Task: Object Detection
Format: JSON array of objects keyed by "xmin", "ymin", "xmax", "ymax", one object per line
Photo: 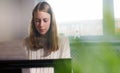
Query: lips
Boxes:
[{"xmin": 40, "ymin": 29, "xmax": 45, "ymax": 32}]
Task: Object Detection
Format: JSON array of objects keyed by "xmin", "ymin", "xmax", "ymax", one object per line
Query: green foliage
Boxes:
[
  {"xmin": 54, "ymin": 59, "xmax": 72, "ymax": 73},
  {"xmin": 70, "ymin": 38, "xmax": 120, "ymax": 73}
]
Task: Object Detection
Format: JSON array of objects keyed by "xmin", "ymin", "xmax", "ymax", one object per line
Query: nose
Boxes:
[{"xmin": 39, "ymin": 20, "xmax": 44, "ymax": 27}]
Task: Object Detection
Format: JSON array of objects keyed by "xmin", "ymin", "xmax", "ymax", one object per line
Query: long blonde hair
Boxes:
[{"xmin": 28, "ymin": 2, "xmax": 59, "ymax": 52}]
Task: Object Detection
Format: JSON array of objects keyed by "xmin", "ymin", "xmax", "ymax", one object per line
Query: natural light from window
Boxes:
[
  {"xmin": 114, "ymin": 0, "xmax": 120, "ymax": 19},
  {"xmin": 114, "ymin": 0, "xmax": 120, "ymax": 33},
  {"xmin": 47, "ymin": 0, "xmax": 103, "ymax": 23},
  {"xmin": 47, "ymin": 0, "xmax": 103, "ymax": 36}
]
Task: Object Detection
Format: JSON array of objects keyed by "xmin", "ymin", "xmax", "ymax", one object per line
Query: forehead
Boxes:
[{"xmin": 34, "ymin": 11, "xmax": 50, "ymax": 18}]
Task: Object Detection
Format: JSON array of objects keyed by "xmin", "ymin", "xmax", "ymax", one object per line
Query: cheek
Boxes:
[
  {"xmin": 34, "ymin": 24, "xmax": 39, "ymax": 30},
  {"xmin": 46, "ymin": 21, "xmax": 51, "ymax": 29}
]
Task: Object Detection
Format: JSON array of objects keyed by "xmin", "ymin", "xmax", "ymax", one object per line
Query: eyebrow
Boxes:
[{"xmin": 34, "ymin": 18, "xmax": 49, "ymax": 20}]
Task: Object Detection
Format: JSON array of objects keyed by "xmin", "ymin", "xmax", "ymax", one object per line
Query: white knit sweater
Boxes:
[{"xmin": 23, "ymin": 36, "xmax": 71, "ymax": 73}]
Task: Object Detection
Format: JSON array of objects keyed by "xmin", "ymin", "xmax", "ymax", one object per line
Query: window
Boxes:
[
  {"xmin": 114, "ymin": 0, "xmax": 120, "ymax": 33},
  {"xmin": 47, "ymin": 0, "xmax": 103, "ymax": 36},
  {"xmin": 114, "ymin": 0, "xmax": 120, "ymax": 19}
]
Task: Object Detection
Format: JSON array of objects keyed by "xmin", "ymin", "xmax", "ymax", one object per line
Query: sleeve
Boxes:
[{"xmin": 60, "ymin": 36, "xmax": 71, "ymax": 58}]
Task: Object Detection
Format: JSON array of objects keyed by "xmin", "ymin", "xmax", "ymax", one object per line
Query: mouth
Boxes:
[{"xmin": 40, "ymin": 29, "xmax": 45, "ymax": 32}]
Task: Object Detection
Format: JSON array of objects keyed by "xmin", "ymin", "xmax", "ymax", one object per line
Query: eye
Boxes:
[
  {"xmin": 34, "ymin": 19, "xmax": 40, "ymax": 23},
  {"xmin": 43, "ymin": 18, "xmax": 49, "ymax": 22},
  {"xmin": 35, "ymin": 20, "xmax": 39, "ymax": 23}
]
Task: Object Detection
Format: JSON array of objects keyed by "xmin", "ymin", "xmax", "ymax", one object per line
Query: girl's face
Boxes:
[{"xmin": 34, "ymin": 11, "xmax": 51, "ymax": 35}]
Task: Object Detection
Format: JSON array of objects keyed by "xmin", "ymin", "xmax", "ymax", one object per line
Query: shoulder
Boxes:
[
  {"xmin": 58, "ymin": 35, "xmax": 69, "ymax": 41},
  {"xmin": 58, "ymin": 35, "xmax": 70, "ymax": 48},
  {"xmin": 24, "ymin": 37, "xmax": 30, "ymax": 44},
  {"xmin": 23, "ymin": 37, "xmax": 30, "ymax": 48},
  {"xmin": 58, "ymin": 35, "xmax": 69, "ymax": 44}
]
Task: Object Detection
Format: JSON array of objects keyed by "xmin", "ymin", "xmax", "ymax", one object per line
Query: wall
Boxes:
[{"xmin": 0, "ymin": 0, "xmax": 34, "ymax": 41}]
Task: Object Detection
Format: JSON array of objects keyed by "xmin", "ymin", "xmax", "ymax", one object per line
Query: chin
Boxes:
[{"xmin": 40, "ymin": 32, "xmax": 47, "ymax": 35}]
